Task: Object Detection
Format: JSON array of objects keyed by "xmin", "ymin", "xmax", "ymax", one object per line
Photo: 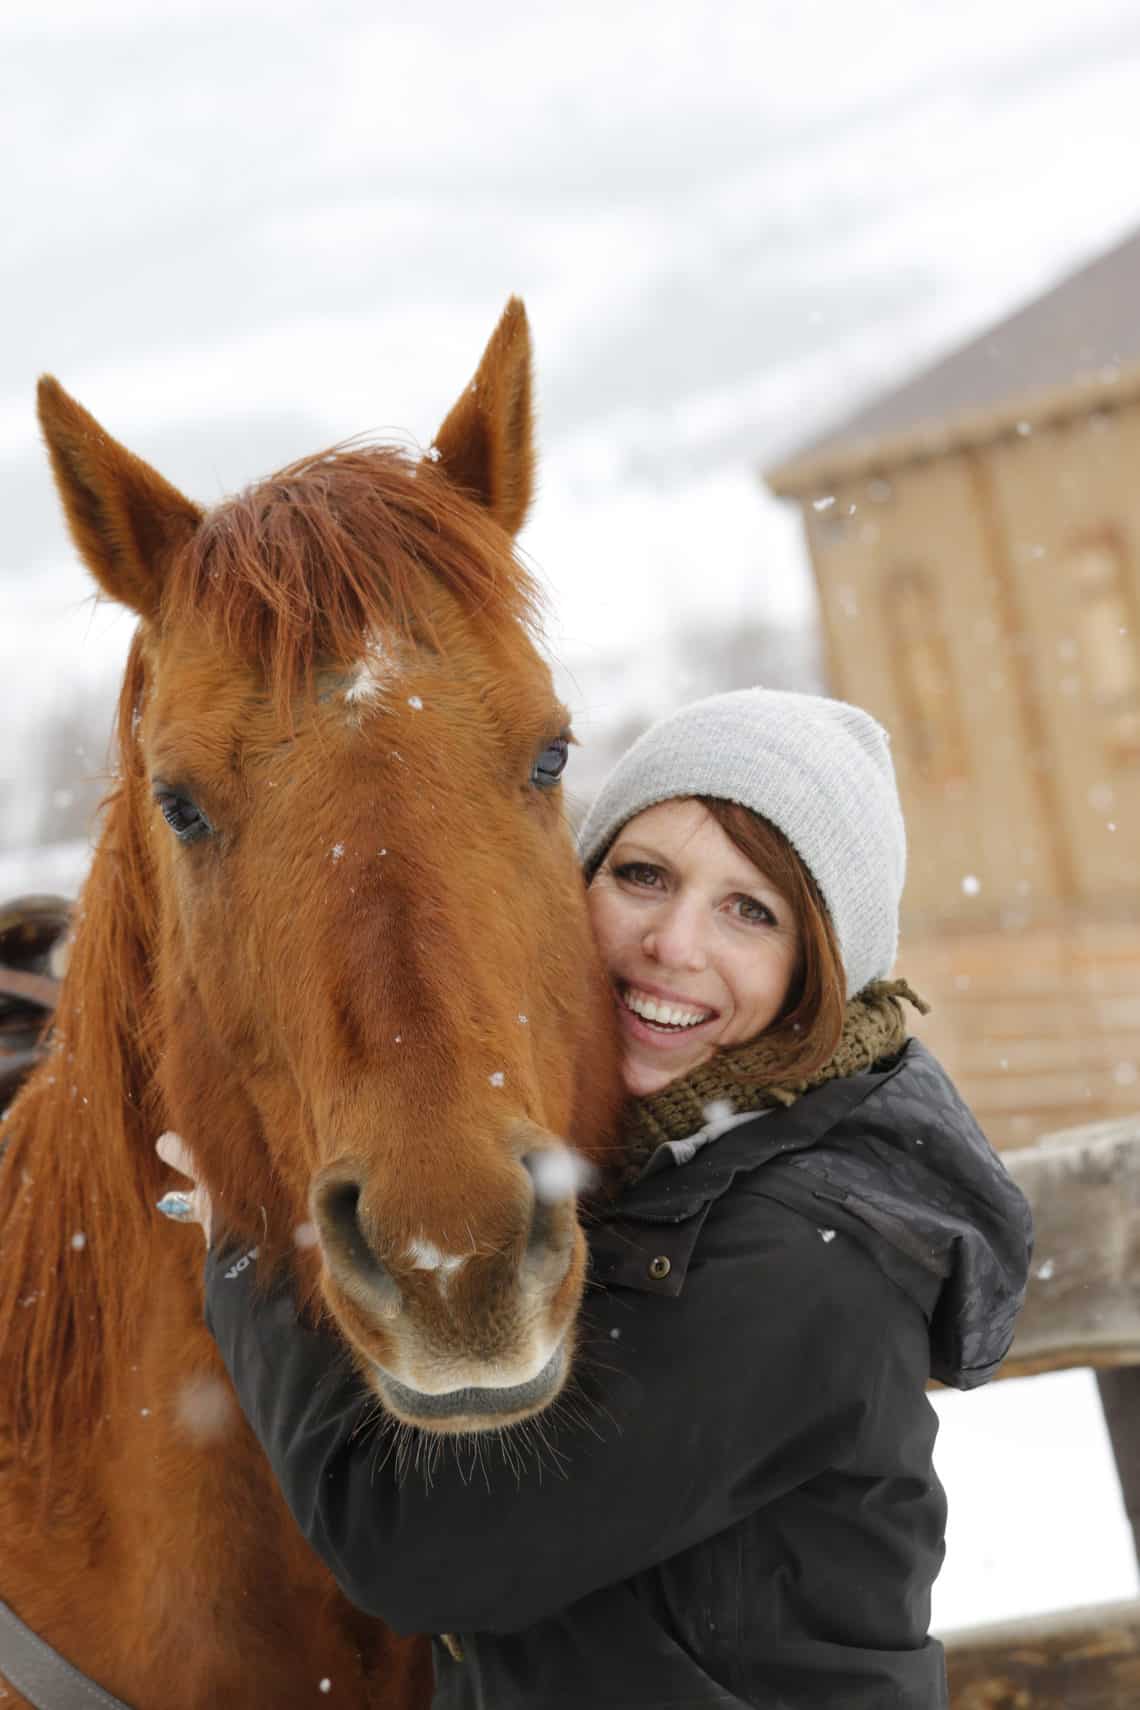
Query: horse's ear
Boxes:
[
  {"xmin": 37, "ymin": 377, "xmax": 203, "ymax": 622},
  {"xmin": 430, "ymin": 296, "xmax": 535, "ymax": 538}
]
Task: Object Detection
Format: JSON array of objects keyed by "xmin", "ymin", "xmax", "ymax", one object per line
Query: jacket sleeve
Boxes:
[{"xmin": 203, "ymin": 1192, "xmax": 931, "ymax": 1636}]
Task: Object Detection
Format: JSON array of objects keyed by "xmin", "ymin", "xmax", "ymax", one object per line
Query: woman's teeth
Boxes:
[{"xmin": 621, "ymin": 986, "xmax": 712, "ymax": 1030}]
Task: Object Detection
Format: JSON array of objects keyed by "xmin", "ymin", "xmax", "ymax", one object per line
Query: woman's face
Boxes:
[{"xmin": 587, "ymin": 799, "xmax": 802, "ymax": 1098}]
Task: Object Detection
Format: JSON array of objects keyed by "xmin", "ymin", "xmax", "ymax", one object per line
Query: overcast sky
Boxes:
[
  {"xmin": 7, "ymin": 0, "xmax": 1140, "ymax": 675},
  {"xmin": 4, "ymin": 0, "xmax": 1140, "ymax": 1630}
]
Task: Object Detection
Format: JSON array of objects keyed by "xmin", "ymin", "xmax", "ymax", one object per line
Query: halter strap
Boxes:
[{"xmin": 0, "ymin": 1598, "xmax": 135, "ymax": 1710}]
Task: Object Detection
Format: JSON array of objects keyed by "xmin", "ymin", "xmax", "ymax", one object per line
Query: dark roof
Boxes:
[{"xmin": 766, "ymin": 225, "xmax": 1140, "ymax": 494}]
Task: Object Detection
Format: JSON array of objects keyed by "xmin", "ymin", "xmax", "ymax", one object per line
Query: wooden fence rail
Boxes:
[{"xmin": 995, "ymin": 1115, "xmax": 1140, "ymax": 1380}]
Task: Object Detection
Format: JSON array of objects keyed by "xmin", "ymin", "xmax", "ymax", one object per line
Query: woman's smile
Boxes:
[
  {"xmin": 587, "ymin": 799, "xmax": 802, "ymax": 1097},
  {"xmin": 617, "ymin": 980, "xmax": 718, "ymax": 1037}
]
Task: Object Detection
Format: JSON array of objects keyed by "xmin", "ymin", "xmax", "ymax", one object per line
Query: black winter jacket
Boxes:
[{"xmin": 204, "ymin": 1041, "xmax": 1033, "ymax": 1709}]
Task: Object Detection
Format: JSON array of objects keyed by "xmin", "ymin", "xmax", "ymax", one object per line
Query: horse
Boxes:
[{"xmin": 0, "ymin": 299, "xmax": 623, "ymax": 1709}]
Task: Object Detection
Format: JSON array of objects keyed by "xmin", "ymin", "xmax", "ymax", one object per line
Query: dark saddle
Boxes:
[{"xmin": 0, "ymin": 894, "xmax": 72, "ymax": 1114}]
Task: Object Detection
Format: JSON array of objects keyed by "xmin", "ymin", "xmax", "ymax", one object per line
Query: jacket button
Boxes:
[{"xmin": 648, "ymin": 1254, "xmax": 672, "ymax": 1280}]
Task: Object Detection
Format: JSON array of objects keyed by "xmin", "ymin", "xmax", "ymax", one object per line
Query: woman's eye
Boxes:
[
  {"xmin": 613, "ymin": 861, "xmax": 663, "ymax": 889},
  {"xmin": 155, "ymin": 791, "xmax": 213, "ymax": 844},
  {"xmin": 531, "ymin": 735, "xmax": 569, "ymax": 790},
  {"xmin": 733, "ymin": 895, "xmax": 775, "ymax": 926}
]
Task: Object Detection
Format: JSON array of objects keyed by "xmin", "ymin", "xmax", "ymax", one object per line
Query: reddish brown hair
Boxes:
[{"xmin": 701, "ymin": 798, "xmax": 845, "ymax": 1081}]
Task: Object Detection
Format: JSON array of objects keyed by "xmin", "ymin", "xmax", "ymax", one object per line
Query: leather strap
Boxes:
[{"xmin": 0, "ymin": 1599, "xmax": 134, "ymax": 1710}]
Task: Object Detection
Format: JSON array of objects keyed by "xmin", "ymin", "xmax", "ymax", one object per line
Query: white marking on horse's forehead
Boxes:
[
  {"xmin": 405, "ymin": 1237, "xmax": 467, "ymax": 1277},
  {"xmin": 344, "ymin": 633, "xmax": 402, "ymax": 707}
]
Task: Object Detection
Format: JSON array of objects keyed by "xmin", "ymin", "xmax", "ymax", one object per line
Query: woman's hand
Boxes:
[{"xmin": 156, "ymin": 1131, "xmax": 214, "ymax": 1246}]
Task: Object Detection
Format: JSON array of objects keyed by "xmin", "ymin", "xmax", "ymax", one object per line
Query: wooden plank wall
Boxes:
[{"xmin": 902, "ymin": 912, "xmax": 1140, "ymax": 1150}]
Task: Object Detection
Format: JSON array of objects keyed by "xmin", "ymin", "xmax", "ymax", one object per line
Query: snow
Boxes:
[
  {"xmin": 173, "ymin": 1374, "xmax": 237, "ymax": 1443},
  {"xmin": 528, "ymin": 1147, "xmax": 596, "ymax": 1202},
  {"xmin": 0, "ymin": 840, "xmax": 93, "ymax": 899},
  {"xmin": 931, "ymin": 1369, "xmax": 1139, "ymax": 1635}
]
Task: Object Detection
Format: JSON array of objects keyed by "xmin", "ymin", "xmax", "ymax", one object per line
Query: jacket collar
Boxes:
[{"xmin": 597, "ymin": 1046, "xmax": 910, "ymax": 1226}]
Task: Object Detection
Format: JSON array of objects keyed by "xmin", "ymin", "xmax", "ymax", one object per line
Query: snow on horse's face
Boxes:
[{"xmin": 37, "ymin": 302, "xmax": 622, "ymax": 1431}]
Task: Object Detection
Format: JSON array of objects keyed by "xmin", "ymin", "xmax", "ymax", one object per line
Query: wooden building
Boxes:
[{"xmin": 766, "ymin": 232, "xmax": 1140, "ymax": 1149}]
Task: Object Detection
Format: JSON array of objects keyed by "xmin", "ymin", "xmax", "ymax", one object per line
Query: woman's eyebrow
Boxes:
[{"xmin": 608, "ymin": 841, "xmax": 667, "ymax": 862}]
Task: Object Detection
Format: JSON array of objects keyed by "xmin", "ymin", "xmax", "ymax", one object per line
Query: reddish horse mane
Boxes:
[{"xmin": 0, "ymin": 442, "xmax": 543, "ymax": 1475}]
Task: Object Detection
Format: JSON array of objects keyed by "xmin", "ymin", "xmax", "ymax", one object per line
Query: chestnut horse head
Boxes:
[{"xmin": 34, "ymin": 300, "xmax": 622, "ymax": 1435}]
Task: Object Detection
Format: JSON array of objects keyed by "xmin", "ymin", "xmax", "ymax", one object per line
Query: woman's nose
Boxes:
[{"xmin": 642, "ymin": 902, "xmax": 708, "ymax": 971}]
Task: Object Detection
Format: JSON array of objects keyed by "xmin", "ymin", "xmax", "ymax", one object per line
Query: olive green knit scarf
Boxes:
[{"xmin": 618, "ymin": 978, "xmax": 930, "ymax": 1185}]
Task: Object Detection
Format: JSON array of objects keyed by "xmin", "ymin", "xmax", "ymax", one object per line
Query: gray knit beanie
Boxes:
[{"xmin": 577, "ymin": 688, "xmax": 906, "ymax": 999}]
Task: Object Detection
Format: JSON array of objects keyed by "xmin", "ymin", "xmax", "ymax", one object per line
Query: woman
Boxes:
[{"xmin": 159, "ymin": 687, "xmax": 1033, "ymax": 1709}]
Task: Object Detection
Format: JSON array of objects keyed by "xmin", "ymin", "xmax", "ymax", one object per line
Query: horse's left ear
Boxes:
[
  {"xmin": 37, "ymin": 376, "xmax": 203, "ymax": 623},
  {"xmin": 430, "ymin": 296, "xmax": 535, "ymax": 538}
]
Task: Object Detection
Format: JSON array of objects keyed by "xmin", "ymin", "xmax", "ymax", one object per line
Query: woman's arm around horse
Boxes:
[{"xmin": 203, "ymin": 1084, "xmax": 944, "ymax": 1644}]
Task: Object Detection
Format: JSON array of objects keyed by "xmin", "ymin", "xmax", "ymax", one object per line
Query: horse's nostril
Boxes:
[{"xmin": 311, "ymin": 1172, "xmax": 402, "ymax": 1321}]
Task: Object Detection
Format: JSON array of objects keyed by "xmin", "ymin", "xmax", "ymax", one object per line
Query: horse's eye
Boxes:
[
  {"xmin": 154, "ymin": 791, "xmax": 213, "ymax": 844},
  {"xmin": 531, "ymin": 736, "xmax": 569, "ymax": 791}
]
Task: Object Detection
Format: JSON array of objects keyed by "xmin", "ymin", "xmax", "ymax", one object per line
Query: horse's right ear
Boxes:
[{"xmin": 37, "ymin": 377, "xmax": 203, "ymax": 622}]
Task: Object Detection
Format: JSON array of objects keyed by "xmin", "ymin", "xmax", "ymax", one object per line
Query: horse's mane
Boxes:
[
  {"xmin": 0, "ymin": 444, "xmax": 540, "ymax": 1469},
  {"xmin": 0, "ymin": 643, "xmax": 163, "ymax": 1470},
  {"xmin": 169, "ymin": 445, "xmax": 542, "ymax": 708}
]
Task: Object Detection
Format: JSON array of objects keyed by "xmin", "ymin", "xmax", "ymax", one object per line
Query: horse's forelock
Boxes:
[{"xmin": 164, "ymin": 447, "xmax": 543, "ymax": 713}]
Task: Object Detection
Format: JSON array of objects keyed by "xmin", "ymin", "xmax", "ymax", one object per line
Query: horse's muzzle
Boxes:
[{"xmin": 371, "ymin": 1340, "xmax": 567, "ymax": 1428}]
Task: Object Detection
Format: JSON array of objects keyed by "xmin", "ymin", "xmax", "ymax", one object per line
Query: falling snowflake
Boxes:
[
  {"xmin": 961, "ymin": 874, "xmax": 981, "ymax": 897},
  {"xmin": 70, "ymin": 1232, "xmax": 87, "ymax": 1251},
  {"xmin": 293, "ymin": 1221, "xmax": 319, "ymax": 1250},
  {"xmin": 817, "ymin": 1228, "xmax": 836, "ymax": 1244},
  {"xmin": 331, "ymin": 843, "xmax": 345, "ymax": 862},
  {"xmin": 174, "ymin": 1374, "xmax": 237, "ymax": 1443},
  {"xmin": 529, "ymin": 1147, "xmax": 595, "ymax": 1202},
  {"xmin": 407, "ymin": 695, "xmax": 423, "ymax": 710},
  {"xmin": 488, "ymin": 1071, "xmax": 505, "ymax": 1088}
]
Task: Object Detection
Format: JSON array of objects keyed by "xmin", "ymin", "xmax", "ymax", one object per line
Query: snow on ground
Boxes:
[{"xmin": 931, "ymin": 1369, "xmax": 1138, "ymax": 1634}]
